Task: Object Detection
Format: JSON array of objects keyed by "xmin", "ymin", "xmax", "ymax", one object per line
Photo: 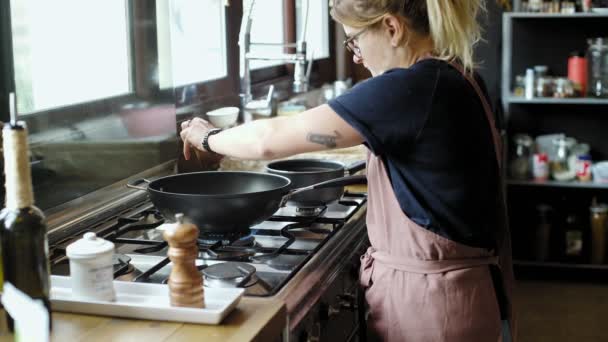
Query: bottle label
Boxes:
[{"xmin": 533, "ymin": 153, "xmax": 549, "ymax": 181}]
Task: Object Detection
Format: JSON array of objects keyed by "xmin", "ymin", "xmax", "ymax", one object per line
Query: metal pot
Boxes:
[
  {"xmin": 127, "ymin": 171, "xmax": 366, "ymax": 235},
  {"xmin": 265, "ymin": 159, "xmax": 365, "ymax": 207}
]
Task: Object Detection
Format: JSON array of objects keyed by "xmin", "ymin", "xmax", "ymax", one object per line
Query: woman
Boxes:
[{"xmin": 180, "ymin": 0, "xmax": 514, "ymax": 340}]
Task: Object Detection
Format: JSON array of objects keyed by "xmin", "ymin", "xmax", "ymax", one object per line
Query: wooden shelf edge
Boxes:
[
  {"xmin": 506, "ymin": 96, "xmax": 608, "ymax": 105},
  {"xmin": 514, "ymin": 260, "xmax": 608, "ymax": 270},
  {"xmin": 507, "ymin": 179, "xmax": 608, "ymax": 189},
  {"xmin": 506, "ymin": 12, "xmax": 608, "ymax": 19}
]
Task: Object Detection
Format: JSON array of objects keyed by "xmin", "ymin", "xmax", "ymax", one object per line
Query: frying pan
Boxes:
[
  {"xmin": 127, "ymin": 171, "xmax": 366, "ymax": 235},
  {"xmin": 265, "ymin": 159, "xmax": 365, "ymax": 207}
]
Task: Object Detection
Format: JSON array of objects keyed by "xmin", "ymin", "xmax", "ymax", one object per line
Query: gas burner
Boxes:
[
  {"xmin": 200, "ymin": 248, "xmax": 256, "ymax": 261},
  {"xmin": 202, "ymin": 262, "xmax": 257, "ymax": 288},
  {"xmin": 295, "ymin": 206, "xmax": 327, "ymax": 217},
  {"xmin": 197, "ymin": 232, "xmax": 253, "ymax": 246}
]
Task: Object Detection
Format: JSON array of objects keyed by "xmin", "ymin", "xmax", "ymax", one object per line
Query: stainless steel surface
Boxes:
[{"xmin": 45, "ymin": 161, "xmax": 175, "ymax": 241}]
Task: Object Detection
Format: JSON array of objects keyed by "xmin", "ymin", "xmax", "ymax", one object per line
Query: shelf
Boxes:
[
  {"xmin": 514, "ymin": 260, "xmax": 608, "ymax": 270},
  {"xmin": 506, "ymin": 96, "xmax": 608, "ymax": 105},
  {"xmin": 507, "ymin": 179, "xmax": 608, "ymax": 189},
  {"xmin": 507, "ymin": 12, "xmax": 608, "ymax": 19}
]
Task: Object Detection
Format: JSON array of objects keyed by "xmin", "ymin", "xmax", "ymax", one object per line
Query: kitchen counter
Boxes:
[{"xmin": 0, "ymin": 297, "xmax": 286, "ymax": 342}]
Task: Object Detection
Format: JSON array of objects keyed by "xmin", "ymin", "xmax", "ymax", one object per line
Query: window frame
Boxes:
[{"xmin": 0, "ymin": 0, "xmax": 339, "ymax": 125}]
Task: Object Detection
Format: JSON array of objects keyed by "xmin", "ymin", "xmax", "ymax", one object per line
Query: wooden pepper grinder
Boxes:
[{"xmin": 163, "ymin": 213, "xmax": 205, "ymax": 308}]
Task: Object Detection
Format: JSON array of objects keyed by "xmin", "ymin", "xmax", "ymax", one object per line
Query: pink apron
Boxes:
[{"xmin": 360, "ymin": 60, "xmax": 515, "ymax": 341}]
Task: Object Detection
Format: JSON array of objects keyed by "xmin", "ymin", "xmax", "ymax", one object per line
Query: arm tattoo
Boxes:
[{"xmin": 306, "ymin": 130, "xmax": 342, "ymax": 148}]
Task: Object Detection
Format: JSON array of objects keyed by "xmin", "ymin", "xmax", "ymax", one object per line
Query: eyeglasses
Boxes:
[{"xmin": 343, "ymin": 27, "xmax": 368, "ymax": 57}]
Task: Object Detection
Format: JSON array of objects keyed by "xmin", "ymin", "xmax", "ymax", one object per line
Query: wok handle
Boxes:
[
  {"xmin": 345, "ymin": 160, "xmax": 366, "ymax": 175},
  {"xmin": 126, "ymin": 178, "xmax": 151, "ymax": 191},
  {"xmin": 281, "ymin": 175, "xmax": 367, "ymax": 206}
]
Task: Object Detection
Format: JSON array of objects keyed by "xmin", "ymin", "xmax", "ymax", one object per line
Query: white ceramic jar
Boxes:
[{"xmin": 66, "ymin": 232, "xmax": 116, "ymax": 301}]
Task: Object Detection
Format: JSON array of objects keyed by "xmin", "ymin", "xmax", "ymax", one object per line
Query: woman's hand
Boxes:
[{"xmin": 179, "ymin": 117, "xmax": 218, "ymax": 161}]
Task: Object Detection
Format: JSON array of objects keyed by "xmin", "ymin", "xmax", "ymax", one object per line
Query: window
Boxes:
[
  {"xmin": 10, "ymin": 0, "xmax": 131, "ymax": 114},
  {"xmin": 248, "ymin": 0, "xmax": 286, "ymax": 70},
  {"xmin": 157, "ymin": 0, "xmax": 227, "ymax": 88},
  {"xmin": 297, "ymin": 0, "xmax": 330, "ymax": 60}
]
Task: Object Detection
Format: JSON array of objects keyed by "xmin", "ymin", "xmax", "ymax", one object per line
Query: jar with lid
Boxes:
[
  {"xmin": 590, "ymin": 202, "xmax": 608, "ymax": 264},
  {"xmin": 66, "ymin": 232, "xmax": 116, "ymax": 301},
  {"xmin": 536, "ymin": 76, "xmax": 555, "ymax": 97},
  {"xmin": 551, "ymin": 137, "xmax": 576, "ymax": 181},
  {"xmin": 563, "ymin": 214, "xmax": 585, "ymax": 262},
  {"xmin": 586, "ymin": 37, "xmax": 608, "ymax": 98},
  {"xmin": 553, "ymin": 78, "xmax": 575, "ymax": 98},
  {"xmin": 509, "ymin": 134, "xmax": 533, "ymax": 180},
  {"xmin": 534, "ymin": 204, "xmax": 553, "ymax": 261},
  {"xmin": 513, "ymin": 75, "xmax": 525, "ymax": 97}
]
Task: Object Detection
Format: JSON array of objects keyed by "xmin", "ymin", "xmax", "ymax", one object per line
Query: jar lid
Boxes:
[{"xmin": 66, "ymin": 232, "xmax": 114, "ymax": 259}]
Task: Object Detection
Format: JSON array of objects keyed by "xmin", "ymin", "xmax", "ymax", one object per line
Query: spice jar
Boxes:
[
  {"xmin": 513, "ymin": 75, "xmax": 526, "ymax": 97},
  {"xmin": 590, "ymin": 202, "xmax": 608, "ymax": 264},
  {"xmin": 554, "ymin": 78, "xmax": 575, "ymax": 98},
  {"xmin": 536, "ymin": 76, "xmax": 555, "ymax": 97},
  {"xmin": 509, "ymin": 134, "xmax": 533, "ymax": 180},
  {"xmin": 66, "ymin": 232, "xmax": 116, "ymax": 301}
]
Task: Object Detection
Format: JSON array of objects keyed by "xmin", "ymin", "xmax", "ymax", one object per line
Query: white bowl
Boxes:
[
  {"xmin": 593, "ymin": 161, "xmax": 608, "ymax": 183},
  {"xmin": 206, "ymin": 107, "xmax": 239, "ymax": 128}
]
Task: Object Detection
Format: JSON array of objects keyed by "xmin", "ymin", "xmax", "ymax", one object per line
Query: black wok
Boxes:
[
  {"xmin": 127, "ymin": 171, "xmax": 366, "ymax": 235},
  {"xmin": 265, "ymin": 159, "xmax": 365, "ymax": 207}
]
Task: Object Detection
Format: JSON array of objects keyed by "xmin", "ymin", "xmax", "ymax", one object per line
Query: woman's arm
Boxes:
[{"xmin": 180, "ymin": 104, "xmax": 364, "ymax": 161}]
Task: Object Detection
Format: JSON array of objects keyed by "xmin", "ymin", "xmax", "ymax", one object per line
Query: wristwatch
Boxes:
[{"xmin": 202, "ymin": 128, "xmax": 222, "ymax": 154}]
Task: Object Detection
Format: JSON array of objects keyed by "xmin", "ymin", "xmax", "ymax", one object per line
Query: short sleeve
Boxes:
[{"xmin": 328, "ymin": 67, "xmax": 438, "ymax": 155}]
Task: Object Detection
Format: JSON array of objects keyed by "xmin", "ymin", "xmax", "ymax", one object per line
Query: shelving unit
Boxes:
[
  {"xmin": 507, "ymin": 12, "xmax": 608, "ymax": 18},
  {"xmin": 514, "ymin": 259, "xmax": 608, "ymax": 270},
  {"xmin": 506, "ymin": 96, "xmax": 608, "ymax": 105},
  {"xmin": 507, "ymin": 179, "xmax": 608, "ymax": 190},
  {"xmin": 502, "ymin": 12, "xmax": 608, "ymax": 275}
]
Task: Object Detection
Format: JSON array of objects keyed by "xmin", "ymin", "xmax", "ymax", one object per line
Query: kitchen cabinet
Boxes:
[{"xmin": 501, "ymin": 11, "xmax": 608, "ymax": 279}]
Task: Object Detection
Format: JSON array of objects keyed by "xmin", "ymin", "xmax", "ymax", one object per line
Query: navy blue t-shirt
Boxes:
[{"xmin": 328, "ymin": 59, "xmax": 499, "ymax": 249}]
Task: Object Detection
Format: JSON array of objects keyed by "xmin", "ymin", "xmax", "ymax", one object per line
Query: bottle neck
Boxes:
[{"xmin": 3, "ymin": 127, "xmax": 34, "ymax": 209}]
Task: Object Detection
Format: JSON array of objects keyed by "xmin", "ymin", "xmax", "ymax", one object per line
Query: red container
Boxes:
[{"xmin": 568, "ymin": 53, "xmax": 588, "ymax": 96}]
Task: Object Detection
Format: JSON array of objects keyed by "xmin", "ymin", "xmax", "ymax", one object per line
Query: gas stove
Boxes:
[{"xmin": 48, "ymin": 192, "xmax": 366, "ymax": 297}]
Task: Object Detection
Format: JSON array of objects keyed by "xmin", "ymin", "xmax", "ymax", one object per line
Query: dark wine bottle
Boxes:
[{"xmin": 0, "ymin": 119, "xmax": 51, "ymax": 332}]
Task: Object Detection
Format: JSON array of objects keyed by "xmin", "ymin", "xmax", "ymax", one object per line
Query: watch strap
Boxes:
[{"xmin": 202, "ymin": 128, "xmax": 222, "ymax": 154}]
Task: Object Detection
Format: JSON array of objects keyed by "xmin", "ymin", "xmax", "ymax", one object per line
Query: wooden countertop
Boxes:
[{"xmin": 0, "ymin": 297, "xmax": 286, "ymax": 342}]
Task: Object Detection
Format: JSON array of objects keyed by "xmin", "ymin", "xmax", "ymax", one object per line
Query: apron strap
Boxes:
[{"xmin": 445, "ymin": 60, "xmax": 503, "ymax": 170}]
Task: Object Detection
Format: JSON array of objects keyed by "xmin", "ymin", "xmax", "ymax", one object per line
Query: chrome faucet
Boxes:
[{"xmin": 239, "ymin": 0, "xmax": 312, "ymax": 118}]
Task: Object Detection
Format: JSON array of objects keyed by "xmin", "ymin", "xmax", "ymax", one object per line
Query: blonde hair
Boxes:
[{"xmin": 331, "ymin": 0, "xmax": 485, "ymax": 72}]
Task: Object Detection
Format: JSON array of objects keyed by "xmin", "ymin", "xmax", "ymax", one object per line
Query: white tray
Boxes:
[{"xmin": 50, "ymin": 275, "xmax": 244, "ymax": 324}]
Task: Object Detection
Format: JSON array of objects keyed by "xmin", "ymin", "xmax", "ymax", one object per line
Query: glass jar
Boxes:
[
  {"xmin": 551, "ymin": 137, "xmax": 576, "ymax": 181},
  {"xmin": 586, "ymin": 37, "xmax": 608, "ymax": 98},
  {"xmin": 535, "ymin": 204, "xmax": 553, "ymax": 261},
  {"xmin": 553, "ymin": 78, "xmax": 575, "ymax": 98},
  {"xmin": 513, "ymin": 75, "xmax": 525, "ymax": 97},
  {"xmin": 590, "ymin": 203, "xmax": 608, "ymax": 264},
  {"xmin": 536, "ymin": 76, "xmax": 555, "ymax": 97},
  {"xmin": 564, "ymin": 214, "xmax": 584, "ymax": 262},
  {"xmin": 509, "ymin": 134, "xmax": 533, "ymax": 180}
]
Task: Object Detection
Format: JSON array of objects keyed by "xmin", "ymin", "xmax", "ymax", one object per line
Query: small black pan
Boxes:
[{"xmin": 265, "ymin": 159, "xmax": 365, "ymax": 207}]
